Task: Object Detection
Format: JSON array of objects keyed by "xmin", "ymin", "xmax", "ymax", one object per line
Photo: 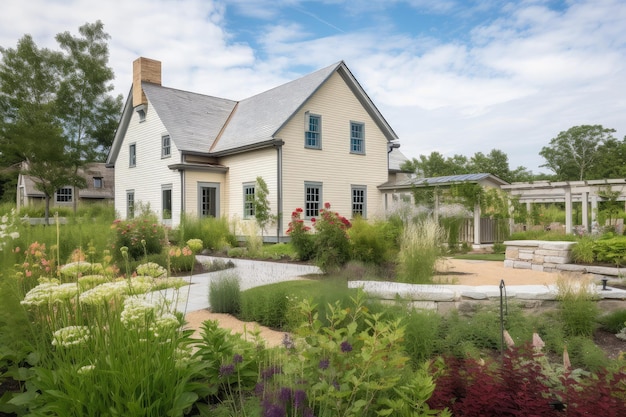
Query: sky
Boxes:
[{"xmin": 1, "ymin": 0, "xmax": 625, "ymax": 175}]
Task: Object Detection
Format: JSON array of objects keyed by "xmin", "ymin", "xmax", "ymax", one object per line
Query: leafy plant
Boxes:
[
  {"xmin": 286, "ymin": 208, "xmax": 314, "ymax": 261},
  {"xmin": 349, "ymin": 217, "xmax": 399, "ymax": 265},
  {"xmin": 571, "ymin": 236, "xmax": 596, "ymax": 264},
  {"xmin": 556, "ymin": 275, "xmax": 599, "ymax": 337},
  {"xmin": 312, "ymin": 203, "xmax": 352, "ymax": 273}
]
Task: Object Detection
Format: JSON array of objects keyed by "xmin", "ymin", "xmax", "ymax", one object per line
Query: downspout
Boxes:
[{"xmin": 275, "ymin": 140, "xmax": 284, "ymax": 242}]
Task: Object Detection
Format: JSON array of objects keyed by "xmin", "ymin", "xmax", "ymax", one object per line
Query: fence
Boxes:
[{"xmin": 457, "ymin": 218, "xmax": 508, "ymax": 244}]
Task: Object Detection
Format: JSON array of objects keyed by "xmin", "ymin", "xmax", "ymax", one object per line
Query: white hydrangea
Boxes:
[{"xmin": 52, "ymin": 326, "xmax": 91, "ymax": 347}]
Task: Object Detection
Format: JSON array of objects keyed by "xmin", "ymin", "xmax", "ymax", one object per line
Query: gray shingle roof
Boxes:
[
  {"xmin": 211, "ymin": 62, "xmax": 340, "ymax": 153},
  {"xmin": 380, "ymin": 173, "xmax": 509, "ymax": 189},
  {"xmin": 142, "ymin": 83, "xmax": 236, "ymax": 152}
]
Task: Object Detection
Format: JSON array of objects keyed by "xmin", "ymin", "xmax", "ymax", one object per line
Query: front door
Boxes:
[{"xmin": 198, "ymin": 182, "xmax": 219, "ymax": 217}]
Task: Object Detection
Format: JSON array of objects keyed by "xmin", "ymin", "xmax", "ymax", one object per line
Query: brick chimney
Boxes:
[{"xmin": 132, "ymin": 57, "xmax": 161, "ymax": 107}]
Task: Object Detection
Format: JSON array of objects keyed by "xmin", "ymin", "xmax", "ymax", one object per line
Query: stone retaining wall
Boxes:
[
  {"xmin": 348, "ymin": 280, "xmax": 626, "ymax": 315},
  {"xmin": 504, "ymin": 240, "xmax": 626, "ymax": 280}
]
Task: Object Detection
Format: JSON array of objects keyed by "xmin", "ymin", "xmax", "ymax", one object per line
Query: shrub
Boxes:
[
  {"xmin": 110, "ymin": 212, "xmax": 166, "ymax": 261},
  {"xmin": 240, "ymin": 284, "xmax": 289, "ymax": 328},
  {"xmin": 348, "ymin": 217, "xmax": 398, "ymax": 265},
  {"xmin": 566, "ymin": 336, "xmax": 610, "ymax": 371},
  {"xmin": 397, "ymin": 217, "xmax": 446, "ymax": 284},
  {"xmin": 402, "ymin": 309, "xmax": 441, "ymax": 365},
  {"xmin": 286, "ymin": 208, "xmax": 314, "ymax": 261},
  {"xmin": 209, "ymin": 272, "xmax": 241, "ymax": 314},
  {"xmin": 312, "ymin": 203, "xmax": 352, "ymax": 273},
  {"xmin": 177, "ymin": 215, "xmax": 236, "ymax": 252},
  {"xmin": 556, "ymin": 275, "xmax": 599, "ymax": 337}
]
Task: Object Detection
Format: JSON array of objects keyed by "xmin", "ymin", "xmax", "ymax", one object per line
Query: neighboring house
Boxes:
[
  {"xmin": 106, "ymin": 57, "xmax": 406, "ymax": 240},
  {"xmin": 16, "ymin": 162, "xmax": 115, "ymax": 211}
]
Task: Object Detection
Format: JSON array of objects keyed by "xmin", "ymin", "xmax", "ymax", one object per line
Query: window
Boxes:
[
  {"xmin": 56, "ymin": 187, "xmax": 73, "ymax": 203},
  {"xmin": 305, "ymin": 113, "xmax": 321, "ymax": 149},
  {"xmin": 127, "ymin": 191, "xmax": 135, "ymax": 219},
  {"xmin": 351, "ymin": 185, "xmax": 367, "ymax": 218},
  {"xmin": 304, "ymin": 182, "xmax": 322, "ymax": 218},
  {"xmin": 350, "ymin": 122, "xmax": 365, "ymax": 154},
  {"xmin": 129, "ymin": 143, "xmax": 136, "ymax": 167},
  {"xmin": 93, "ymin": 177, "xmax": 103, "ymax": 188},
  {"xmin": 162, "ymin": 185, "xmax": 172, "ymax": 220},
  {"xmin": 162, "ymin": 135, "xmax": 171, "ymax": 158},
  {"xmin": 198, "ymin": 182, "xmax": 219, "ymax": 218},
  {"xmin": 243, "ymin": 183, "xmax": 255, "ymax": 218}
]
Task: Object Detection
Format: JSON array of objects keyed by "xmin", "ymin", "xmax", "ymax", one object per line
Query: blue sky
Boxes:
[{"xmin": 1, "ymin": 0, "xmax": 625, "ymax": 175}]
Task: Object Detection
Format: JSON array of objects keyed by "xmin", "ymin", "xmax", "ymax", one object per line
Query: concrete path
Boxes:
[{"xmin": 170, "ymin": 256, "xmax": 322, "ymax": 313}]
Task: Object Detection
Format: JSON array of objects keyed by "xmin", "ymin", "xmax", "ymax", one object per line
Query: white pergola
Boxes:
[{"xmin": 501, "ymin": 179, "xmax": 626, "ymax": 234}]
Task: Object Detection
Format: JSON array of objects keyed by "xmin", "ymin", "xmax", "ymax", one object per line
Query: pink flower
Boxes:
[{"xmin": 324, "ymin": 202, "xmax": 331, "ymax": 209}]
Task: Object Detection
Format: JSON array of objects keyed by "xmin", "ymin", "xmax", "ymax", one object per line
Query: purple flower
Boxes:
[
  {"xmin": 254, "ymin": 382, "xmax": 265, "ymax": 396},
  {"xmin": 232, "ymin": 354, "xmax": 243, "ymax": 364},
  {"xmin": 318, "ymin": 358, "xmax": 329, "ymax": 370},
  {"xmin": 278, "ymin": 387, "xmax": 292, "ymax": 403},
  {"xmin": 340, "ymin": 340, "xmax": 353, "ymax": 353},
  {"xmin": 261, "ymin": 365, "xmax": 282, "ymax": 380},
  {"xmin": 294, "ymin": 389, "xmax": 307, "ymax": 409},
  {"xmin": 262, "ymin": 402, "xmax": 286, "ymax": 417},
  {"xmin": 219, "ymin": 363, "xmax": 235, "ymax": 378},
  {"xmin": 282, "ymin": 333, "xmax": 295, "ymax": 350}
]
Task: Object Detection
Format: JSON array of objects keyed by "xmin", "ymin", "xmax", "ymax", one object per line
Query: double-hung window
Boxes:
[
  {"xmin": 305, "ymin": 113, "xmax": 321, "ymax": 149},
  {"xmin": 56, "ymin": 187, "xmax": 73, "ymax": 203},
  {"xmin": 243, "ymin": 183, "xmax": 255, "ymax": 218},
  {"xmin": 129, "ymin": 143, "xmax": 136, "ymax": 167},
  {"xmin": 350, "ymin": 122, "xmax": 364, "ymax": 154},
  {"xmin": 304, "ymin": 182, "xmax": 322, "ymax": 218},
  {"xmin": 162, "ymin": 135, "xmax": 171, "ymax": 158},
  {"xmin": 351, "ymin": 185, "xmax": 367, "ymax": 218}
]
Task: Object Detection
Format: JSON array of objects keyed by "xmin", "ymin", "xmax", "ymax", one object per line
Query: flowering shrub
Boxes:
[
  {"xmin": 110, "ymin": 213, "xmax": 166, "ymax": 261},
  {"xmin": 286, "ymin": 208, "xmax": 315, "ymax": 261},
  {"xmin": 312, "ymin": 202, "xmax": 352, "ymax": 273},
  {"xmin": 16, "ymin": 241, "xmax": 55, "ymax": 282},
  {"xmin": 168, "ymin": 245, "xmax": 195, "ymax": 274}
]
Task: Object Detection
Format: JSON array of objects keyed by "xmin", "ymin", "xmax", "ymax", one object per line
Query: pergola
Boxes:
[
  {"xmin": 501, "ymin": 179, "xmax": 626, "ymax": 234},
  {"xmin": 379, "ymin": 173, "xmax": 508, "ymax": 247}
]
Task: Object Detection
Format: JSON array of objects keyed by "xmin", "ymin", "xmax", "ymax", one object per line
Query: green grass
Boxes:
[{"xmin": 452, "ymin": 253, "xmax": 505, "ymax": 261}]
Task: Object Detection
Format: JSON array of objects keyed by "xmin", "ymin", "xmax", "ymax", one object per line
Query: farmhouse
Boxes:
[
  {"xmin": 106, "ymin": 58, "xmax": 408, "ymax": 240},
  {"xmin": 16, "ymin": 162, "xmax": 114, "ymax": 211}
]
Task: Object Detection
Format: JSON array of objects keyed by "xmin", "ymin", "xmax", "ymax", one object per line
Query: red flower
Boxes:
[
  {"xmin": 311, "ymin": 217, "xmax": 316, "ymax": 222},
  {"xmin": 324, "ymin": 202, "xmax": 331, "ymax": 209},
  {"xmin": 296, "ymin": 207, "xmax": 303, "ymax": 213}
]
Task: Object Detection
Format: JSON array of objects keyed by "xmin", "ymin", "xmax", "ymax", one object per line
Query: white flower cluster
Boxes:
[
  {"xmin": 79, "ymin": 277, "xmax": 154, "ymax": 305},
  {"xmin": 21, "ymin": 282, "xmax": 79, "ymax": 307},
  {"xmin": 77, "ymin": 274, "xmax": 109, "ymax": 291},
  {"xmin": 0, "ymin": 210, "xmax": 20, "ymax": 251},
  {"xmin": 60, "ymin": 262, "xmax": 105, "ymax": 278},
  {"xmin": 52, "ymin": 325, "xmax": 91, "ymax": 347},
  {"xmin": 120, "ymin": 296, "xmax": 180, "ymax": 337},
  {"xmin": 173, "ymin": 346, "xmax": 196, "ymax": 369},
  {"xmin": 136, "ymin": 262, "xmax": 167, "ymax": 278}
]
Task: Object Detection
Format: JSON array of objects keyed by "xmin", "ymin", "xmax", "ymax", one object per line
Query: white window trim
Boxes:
[
  {"xmin": 126, "ymin": 190, "xmax": 135, "ymax": 219},
  {"xmin": 55, "ymin": 187, "xmax": 73, "ymax": 203}
]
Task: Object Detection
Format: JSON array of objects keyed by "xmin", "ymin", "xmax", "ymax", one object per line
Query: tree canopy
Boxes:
[
  {"xmin": 0, "ymin": 21, "xmax": 122, "ymax": 207},
  {"xmin": 539, "ymin": 125, "xmax": 617, "ymax": 181}
]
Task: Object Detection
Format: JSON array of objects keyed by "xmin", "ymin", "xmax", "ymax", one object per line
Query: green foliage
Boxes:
[
  {"xmin": 571, "ymin": 236, "xmax": 596, "ymax": 264},
  {"xmin": 176, "ymin": 214, "xmax": 236, "ymax": 252},
  {"xmin": 598, "ymin": 309, "xmax": 626, "ymax": 333},
  {"xmin": 348, "ymin": 217, "xmax": 399, "ymax": 265},
  {"xmin": 556, "ymin": 276, "xmax": 599, "ymax": 337},
  {"xmin": 253, "ymin": 176, "xmax": 274, "ymax": 235},
  {"xmin": 402, "ymin": 309, "xmax": 441, "ymax": 365},
  {"xmin": 509, "ymin": 230, "xmax": 577, "ymax": 241},
  {"xmin": 566, "ymin": 336, "xmax": 610, "ymax": 371},
  {"xmin": 397, "ymin": 217, "xmax": 446, "ymax": 284},
  {"xmin": 312, "ymin": 203, "xmax": 352, "ymax": 273},
  {"xmin": 110, "ymin": 212, "xmax": 166, "ymax": 262},
  {"xmin": 286, "ymin": 208, "xmax": 315, "ymax": 261},
  {"xmin": 209, "ymin": 272, "xmax": 241, "ymax": 314},
  {"xmin": 439, "ymin": 216, "xmax": 465, "ymax": 251},
  {"xmin": 593, "ymin": 236, "xmax": 626, "ymax": 266},
  {"xmin": 290, "ymin": 291, "xmax": 447, "ymax": 417}
]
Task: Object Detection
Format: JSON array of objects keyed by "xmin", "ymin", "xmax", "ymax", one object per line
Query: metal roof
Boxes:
[{"xmin": 379, "ymin": 173, "xmax": 509, "ymax": 190}]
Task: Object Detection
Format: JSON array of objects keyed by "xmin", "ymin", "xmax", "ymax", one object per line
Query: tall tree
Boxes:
[
  {"xmin": 0, "ymin": 35, "xmax": 79, "ymax": 221},
  {"xmin": 401, "ymin": 151, "xmax": 469, "ymax": 177},
  {"xmin": 469, "ymin": 149, "xmax": 511, "ymax": 181},
  {"xmin": 0, "ymin": 22, "xmax": 122, "ymax": 209},
  {"xmin": 539, "ymin": 125, "xmax": 616, "ymax": 180}
]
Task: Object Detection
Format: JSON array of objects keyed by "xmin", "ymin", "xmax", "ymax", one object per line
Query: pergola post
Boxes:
[
  {"xmin": 582, "ymin": 191, "xmax": 589, "ymax": 232},
  {"xmin": 473, "ymin": 202, "xmax": 481, "ymax": 247},
  {"xmin": 565, "ymin": 187, "xmax": 573, "ymax": 234}
]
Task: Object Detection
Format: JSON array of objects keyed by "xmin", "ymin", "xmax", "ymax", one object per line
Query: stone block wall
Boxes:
[{"xmin": 504, "ymin": 240, "xmax": 577, "ymax": 272}]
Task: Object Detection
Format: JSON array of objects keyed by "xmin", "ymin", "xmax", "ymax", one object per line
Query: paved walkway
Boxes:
[
  {"xmin": 152, "ymin": 256, "xmax": 625, "ymax": 314},
  {"xmin": 170, "ymin": 256, "xmax": 322, "ymax": 313}
]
